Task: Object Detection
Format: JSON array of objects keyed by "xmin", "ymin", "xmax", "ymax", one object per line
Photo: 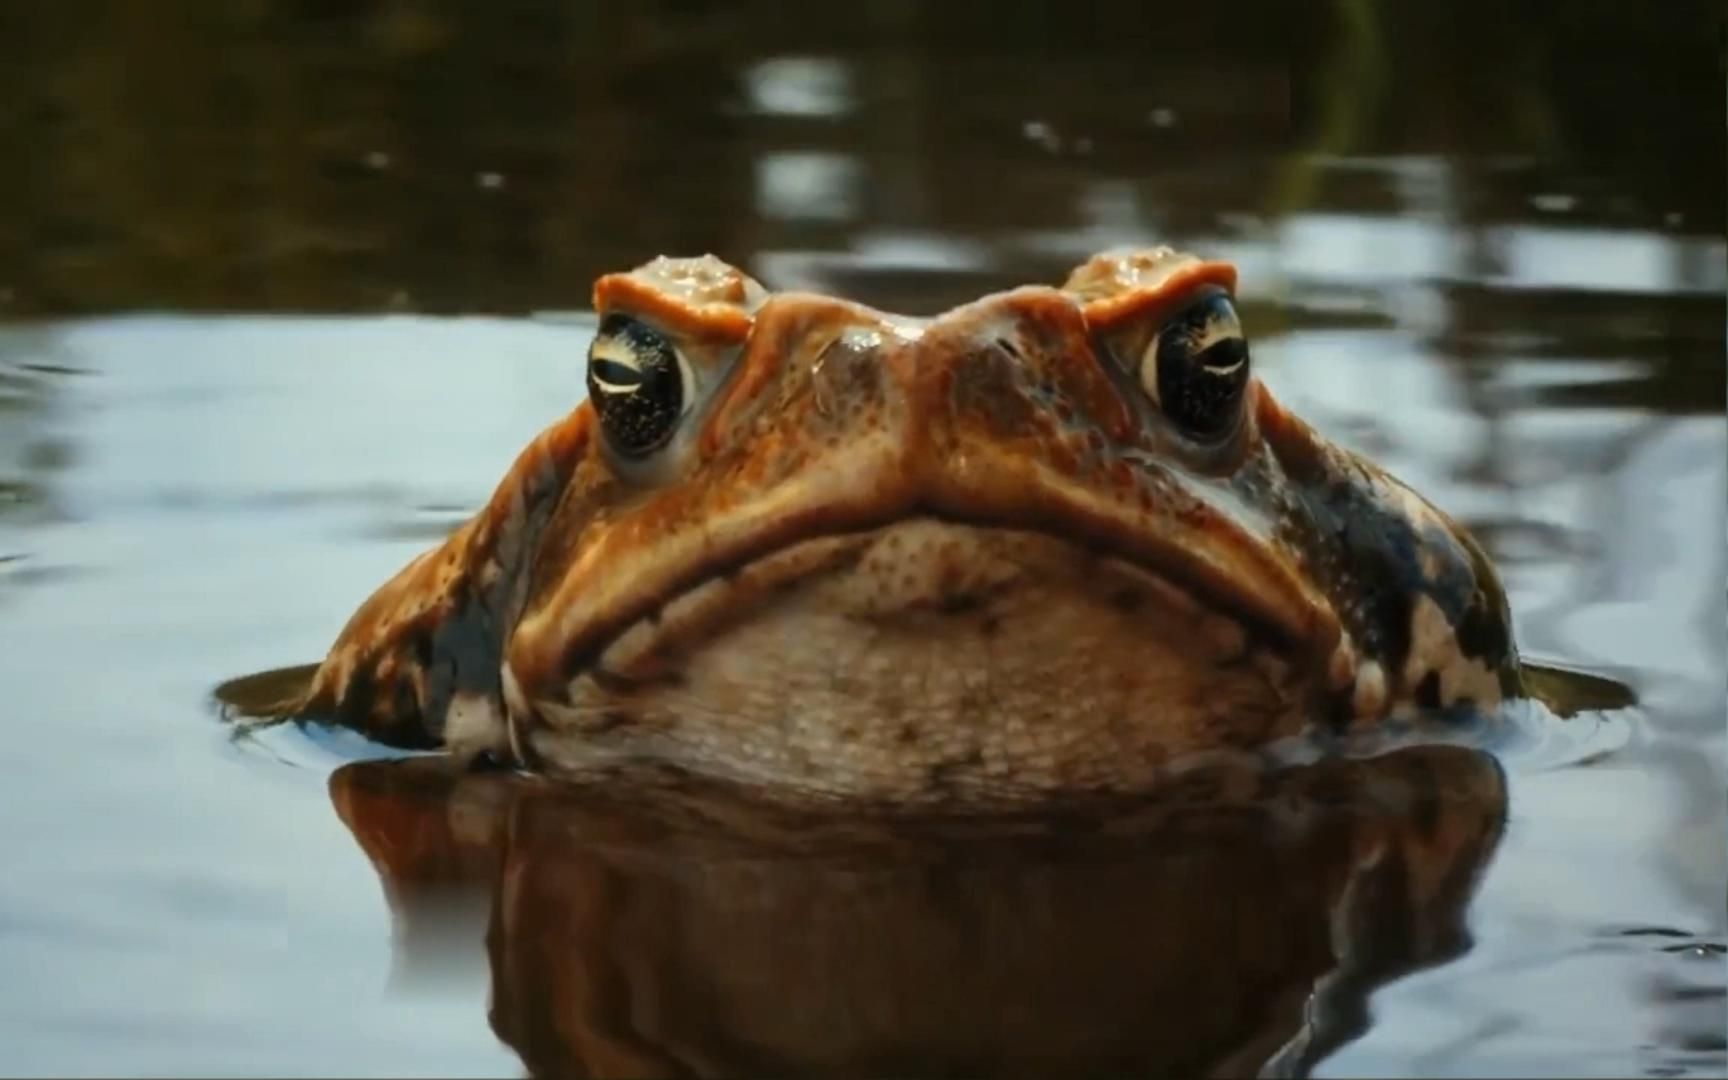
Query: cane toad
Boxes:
[{"xmin": 295, "ymin": 248, "xmax": 1524, "ymax": 804}]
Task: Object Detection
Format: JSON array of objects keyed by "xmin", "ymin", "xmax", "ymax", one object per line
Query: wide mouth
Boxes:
[
  {"xmin": 519, "ymin": 517, "xmax": 1336, "ymax": 803},
  {"xmin": 549, "ymin": 510, "xmax": 1338, "ymax": 693}
]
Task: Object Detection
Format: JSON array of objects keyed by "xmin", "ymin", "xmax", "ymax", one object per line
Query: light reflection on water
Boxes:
[
  {"xmin": 741, "ymin": 55, "xmax": 856, "ymax": 120},
  {"xmin": 751, "ymin": 203, "xmax": 1726, "ymax": 320}
]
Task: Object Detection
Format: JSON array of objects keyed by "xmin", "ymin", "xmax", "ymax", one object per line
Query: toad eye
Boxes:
[
  {"xmin": 1140, "ymin": 290, "xmax": 1251, "ymax": 440},
  {"xmin": 586, "ymin": 313, "xmax": 695, "ymax": 457}
]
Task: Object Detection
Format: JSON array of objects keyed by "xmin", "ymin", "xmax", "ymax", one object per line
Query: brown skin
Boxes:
[{"xmin": 299, "ymin": 248, "xmax": 1522, "ymax": 805}]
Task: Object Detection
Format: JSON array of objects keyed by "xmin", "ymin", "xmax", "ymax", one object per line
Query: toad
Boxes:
[{"xmin": 294, "ymin": 249, "xmax": 1528, "ymax": 804}]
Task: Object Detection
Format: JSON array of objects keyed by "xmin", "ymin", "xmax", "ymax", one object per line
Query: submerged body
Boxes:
[{"xmin": 299, "ymin": 248, "xmax": 1521, "ymax": 804}]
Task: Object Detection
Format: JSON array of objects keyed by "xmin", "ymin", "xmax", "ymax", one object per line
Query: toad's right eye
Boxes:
[{"xmin": 1140, "ymin": 288, "xmax": 1250, "ymax": 442}]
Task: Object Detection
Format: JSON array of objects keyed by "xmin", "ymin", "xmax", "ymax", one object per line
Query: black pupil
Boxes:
[
  {"xmin": 1155, "ymin": 294, "xmax": 1249, "ymax": 438},
  {"xmin": 586, "ymin": 314, "xmax": 684, "ymax": 456},
  {"xmin": 590, "ymin": 356, "xmax": 643, "ymax": 390}
]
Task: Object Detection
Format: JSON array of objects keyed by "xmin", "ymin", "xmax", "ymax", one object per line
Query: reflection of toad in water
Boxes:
[{"xmin": 330, "ymin": 746, "xmax": 1506, "ymax": 1078}]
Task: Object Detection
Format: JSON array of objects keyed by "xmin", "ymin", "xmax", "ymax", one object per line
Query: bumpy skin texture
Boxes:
[{"xmin": 301, "ymin": 248, "xmax": 1521, "ymax": 804}]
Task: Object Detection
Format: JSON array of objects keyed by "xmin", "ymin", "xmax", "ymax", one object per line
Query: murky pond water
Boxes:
[{"xmin": 1, "ymin": 4, "xmax": 1724, "ymax": 1077}]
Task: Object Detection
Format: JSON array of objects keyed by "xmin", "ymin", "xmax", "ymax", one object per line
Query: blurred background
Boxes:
[
  {"xmin": 0, "ymin": 2, "xmax": 1722, "ymax": 1077},
  {"xmin": 0, "ymin": 0, "xmax": 1720, "ymax": 316}
]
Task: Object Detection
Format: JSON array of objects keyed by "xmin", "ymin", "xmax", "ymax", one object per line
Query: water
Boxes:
[{"xmin": 1, "ymin": 3, "xmax": 1723, "ymax": 1076}]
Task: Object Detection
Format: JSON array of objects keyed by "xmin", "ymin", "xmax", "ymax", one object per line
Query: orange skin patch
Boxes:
[{"xmin": 298, "ymin": 247, "xmax": 1522, "ymax": 805}]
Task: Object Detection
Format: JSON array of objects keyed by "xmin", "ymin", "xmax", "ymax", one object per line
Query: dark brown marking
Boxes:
[
  {"xmin": 938, "ymin": 591, "xmax": 983, "ymax": 615},
  {"xmin": 335, "ymin": 664, "xmax": 376, "ymax": 726},
  {"xmin": 1320, "ymin": 687, "xmax": 1356, "ymax": 733},
  {"xmin": 1414, "ymin": 671, "xmax": 1442, "ymax": 710},
  {"xmin": 411, "ymin": 630, "xmax": 434, "ymax": 671},
  {"xmin": 1455, "ymin": 588, "xmax": 1511, "ymax": 666},
  {"xmin": 332, "ymin": 664, "xmax": 437, "ymax": 750},
  {"xmin": 390, "ymin": 672, "xmax": 417, "ymax": 719}
]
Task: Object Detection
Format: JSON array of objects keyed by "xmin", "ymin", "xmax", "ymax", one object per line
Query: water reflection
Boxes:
[
  {"xmin": 2, "ymin": 3, "xmax": 1716, "ymax": 317},
  {"xmin": 740, "ymin": 56, "xmax": 854, "ymax": 119},
  {"xmin": 332, "ymin": 747, "xmax": 1507, "ymax": 1078}
]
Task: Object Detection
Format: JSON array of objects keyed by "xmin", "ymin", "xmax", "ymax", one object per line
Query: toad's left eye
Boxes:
[
  {"xmin": 586, "ymin": 313, "xmax": 695, "ymax": 458},
  {"xmin": 1140, "ymin": 290, "xmax": 1250, "ymax": 440}
]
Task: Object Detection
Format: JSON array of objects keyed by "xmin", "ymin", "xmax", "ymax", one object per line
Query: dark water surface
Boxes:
[{"xmin": 1, "ymin": 3, "xmax": 1724, "ymax": 1076}]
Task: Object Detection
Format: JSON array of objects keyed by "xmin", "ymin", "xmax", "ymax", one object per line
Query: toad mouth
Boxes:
[{"xmin": 538, "ymin": 500, "xmax": 1341, "ymax": 691}]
